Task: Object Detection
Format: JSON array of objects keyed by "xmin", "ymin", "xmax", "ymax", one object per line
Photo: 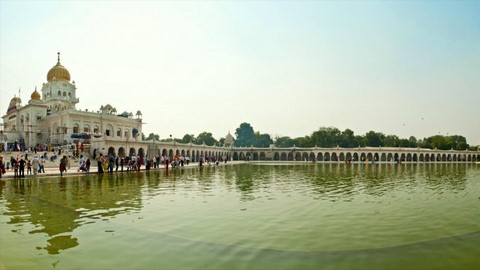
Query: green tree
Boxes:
[
  {"xmin": 253, "ymin": 132, "xmax": 273, "ymax": 147},
  {"xmin": 310, "ymin": 127, "xmax": 341, "ymax": 147},
  {"xmin": 195, "ymin": 132, "xmax": 218, "ymax": 146},
  {"xmin": 340, "ymin": 129, "xmax": 357, "ymax": 147},
  {"xmin": 274, "ymin": 136, "xmax": 296, "ymax": 147},
  {"xmin": 180, "ymin": 134, "xmax": 195, "ymax": 144},
  {"xmin": 235, "ymin": 122, "xmax": 255, "ymax": 147},
  {"xmin": 364, "ymin": 131, "xmax": 385, "ymax": 147},
  {"xmin": 144, "ymin": 133, "xmax": 160, "ymax": 141}
]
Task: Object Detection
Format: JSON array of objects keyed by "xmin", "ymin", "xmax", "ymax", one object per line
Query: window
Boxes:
[
  {"xmin": 84, "ymin": 126, "xmax": 90, "ymax": 133},
  {"xmin": 94, "ymin": 127, "xmax": 99, "ymax": 133},
  {"xmin": 106, "ymin": 130, "xmax": 110, "ymax": 136},
  {"xmin": 117, "ymin": 129, "xmax": 122, "ymax": 137},
  {"xmin": 73, "ymin": 124, "xmax": 79, "ymax": 134}
]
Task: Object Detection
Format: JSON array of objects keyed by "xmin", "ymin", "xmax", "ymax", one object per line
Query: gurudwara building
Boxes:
[{"xmin": 1, "ymin": 53, "xmax": 143, "ymax": 154}]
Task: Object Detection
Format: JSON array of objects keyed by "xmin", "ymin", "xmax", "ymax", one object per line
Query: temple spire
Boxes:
[{"xmin": 57, "ymin": 52, "xmax": 61, "ymax": 64}]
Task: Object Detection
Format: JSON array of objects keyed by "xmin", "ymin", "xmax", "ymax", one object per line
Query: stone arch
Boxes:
[
  {"xmin": 317, "ymin": 152, "xmax": 323, "ymax": 161},
  {"xmin": 302, "ymin": 152, "xmax": 309, "ymax": 161},
  {"xmin": 419, "ymin": 154, "xmax": 424, "ymax": 162},
  {"xmin": 324, "ymin": 152, "xmax": 330, "ymax": 161},
  {"xmin": 118, "ymin": 147, "xmax": 126, "ymax": 157},
  {"xmin": 129, "ymin": 147, "xmax": 136, "ymax": 156},
  {"xmin": 381, "ymin": 153, "xmax": 387, "ymax": 162},
  {"xmin": 295, "ymin": 152, "xmax": 301, "ymax": 161},
  {"xmin": 339, "ymin": 152, "xmax": 345, "ymax": 161},
  {"xmin": 366, "ymin": 153, "xmax": 373, "ymax": 161},
  {"xmin": 353, "ymin": 152, "xmax": 359, "ymax": 162},
  {"xmin": 73, "ymin": 123, "xmax": 80, "ymax": 134},
  {"xmin": 274, "ymin": 152, "xmax": 280, "ymax": 161},
  {"xmin": 406, "ymin": 153, "xmax": 412, "ymax": 162},
  {"xmin": 360, "ymin": 153, "xmax": 366, "ymax": 162},
  {"xmin": 233, "ymin": 152, "xmax": 239, "ymax": 160},
  {"xmin": 260, "ymin": 152, "xmax": 266, "ymax": 160},
  {"xmin": 309, "ymin": 152, "xmax": 315, "ymax": 162},
  {"xmin": 281, "ymin": 152, "xmax": 287, "ymax": 161},
  {"xmin": 287, "ymin": 152, "xmax": 294, "ymax": 161},
  {"xmin": 373, "ymin": 153, "xmax": 379, "ymax": 162},
  {"xmin": 253, "ymin": 153, "xmax": 259, "ymax": 160},
  {"xmin": 108, "ymin": 147, "xmax": 116, "ymax": 156},
  {"xmin": 442, "ymin": 154, "xmax": 447, "ymax": 162}
]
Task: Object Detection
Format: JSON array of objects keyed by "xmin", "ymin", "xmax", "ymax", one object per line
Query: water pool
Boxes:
[{"xmin": 1, "ymin": 163, "xmax": 479, "ymax": 269}]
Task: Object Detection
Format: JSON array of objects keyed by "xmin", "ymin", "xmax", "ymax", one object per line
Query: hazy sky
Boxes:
[{"xmin": 1, "ymin": 1, "xmax": 479, "ymax": 145}]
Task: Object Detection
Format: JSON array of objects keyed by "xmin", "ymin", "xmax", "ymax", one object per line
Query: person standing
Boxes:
[
  {"xmin": 85, "ymin": 158, "xmax": 91, "ymax": 174},
  {"xmin": 59, "ymin": 156, "xmax": 67, "ymax": 176},
  {"xmin": 39, "ymin": 157, "xmax": 46, "ymax": 173},
  {"xmin": 13, "ymin": 158, "xmax": 19, "ymax": 178},
  {"xmin": 0, "ymin": 156, "xmax": 4, "ymax": 178},
  {"xmin": 120, "ymin": 157, "xmax": 124, "ymax": 172},
  {"xmin": 32, "ymin": 156, "xmax": 39, "ymax": 175},
  {"xmin": 115, "ymin": 156, "xmax": 119, "ymax": 172},
  {"xmin": 19, "ymin": 157, "xmax": 26, "ymax": 178},
  {"xmin": 97, "ymin": 154, "xmax": 104, "ymax": 173},
  {"xmin": 109, "ymin": 155, "xmax": 115, "ymax": 173},
  {"xmin": 27, "ymin": 159, "xmax": 32, "ymax": 175},
  {"xmin": 78, "ymin": 155, "xmax": 85, "ymax": 172}
]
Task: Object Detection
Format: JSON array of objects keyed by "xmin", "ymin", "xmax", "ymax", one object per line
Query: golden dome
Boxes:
[
  {"xmin": 31, "ymin": 86, "xmax": 41, "ymax": 100},
  {"xmin": 47, "ymin": 52, "xmax": 70, "ymax": 82},
  {"xmin": 7, "ymin": 95, "xmax": 21, "ymax": 113}
]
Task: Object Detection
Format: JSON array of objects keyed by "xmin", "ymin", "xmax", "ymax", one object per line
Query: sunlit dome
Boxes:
[
  {"xmin": 7, "ymin": 95, "xmax": 21, "ymax": 113},
  {"xmin": 47, "ymin": 52, "xmax": 71, "ymax": 82},
  {"xmin": 31, "ymin": 86, "xmax": 41, "ymax": 100}
]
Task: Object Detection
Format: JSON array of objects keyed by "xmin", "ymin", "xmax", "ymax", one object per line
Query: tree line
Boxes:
[{"xmin": 142, "ymin": 122, "xmax": 477, "ymax": 151}]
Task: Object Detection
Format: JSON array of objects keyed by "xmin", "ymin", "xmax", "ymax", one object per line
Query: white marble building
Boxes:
[{"xmin": 1, "ymin": 53, "xmax": 143, "ymax": 153}]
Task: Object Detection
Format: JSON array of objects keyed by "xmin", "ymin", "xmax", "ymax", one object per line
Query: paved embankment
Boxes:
[{"xmin": 0, "ymin": 152, "xmax": 241, "ymax": 180}]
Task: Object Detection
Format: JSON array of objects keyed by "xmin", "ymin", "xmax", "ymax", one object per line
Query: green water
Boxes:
[{"xmin": 1, "ymin": 163, "xmax": 480, "ymax": 269}]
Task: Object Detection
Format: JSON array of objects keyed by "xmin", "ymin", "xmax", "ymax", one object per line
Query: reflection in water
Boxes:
[
  {"xmin": 1, "ymin": 173, "xmax": 144, "ymax": 254},
  {"xmin": 0, "ymin": 163, "xmax": 479, "ymax": 270}
]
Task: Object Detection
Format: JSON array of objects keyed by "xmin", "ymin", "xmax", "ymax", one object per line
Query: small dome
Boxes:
[
  {"xmin": 47, "ymin": 52, "xmax": 71, "ymax": 82},
  {"xmin": 226, "ymin": 132, "xmax": 234, "ymax": 140},
  {"xmin": 7, "ymin": 95, "xmax": 21, "ymax": 113},
  {"xmin": 31, "ymin": 86, "xmax": 41, "ymax": 100}
]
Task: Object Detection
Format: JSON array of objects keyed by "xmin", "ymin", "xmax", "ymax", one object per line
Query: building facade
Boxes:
[{"xmin": 1, "ymin": 53, "xmax": 143, "ymax": 153}]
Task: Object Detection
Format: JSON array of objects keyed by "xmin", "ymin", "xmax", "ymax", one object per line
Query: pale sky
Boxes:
[{"xmin": 1, "ymin": 1, "xmax": 479, "ymax": 145}]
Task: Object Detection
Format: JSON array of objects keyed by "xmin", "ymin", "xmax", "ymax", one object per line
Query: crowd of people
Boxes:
[
  {"xmin": 0, "ymin": 148, "xmax": 230, "ymax": 178},
  {"xmin": 0, "ymin": 153, "xmax": 49, "ymax": 179}
]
